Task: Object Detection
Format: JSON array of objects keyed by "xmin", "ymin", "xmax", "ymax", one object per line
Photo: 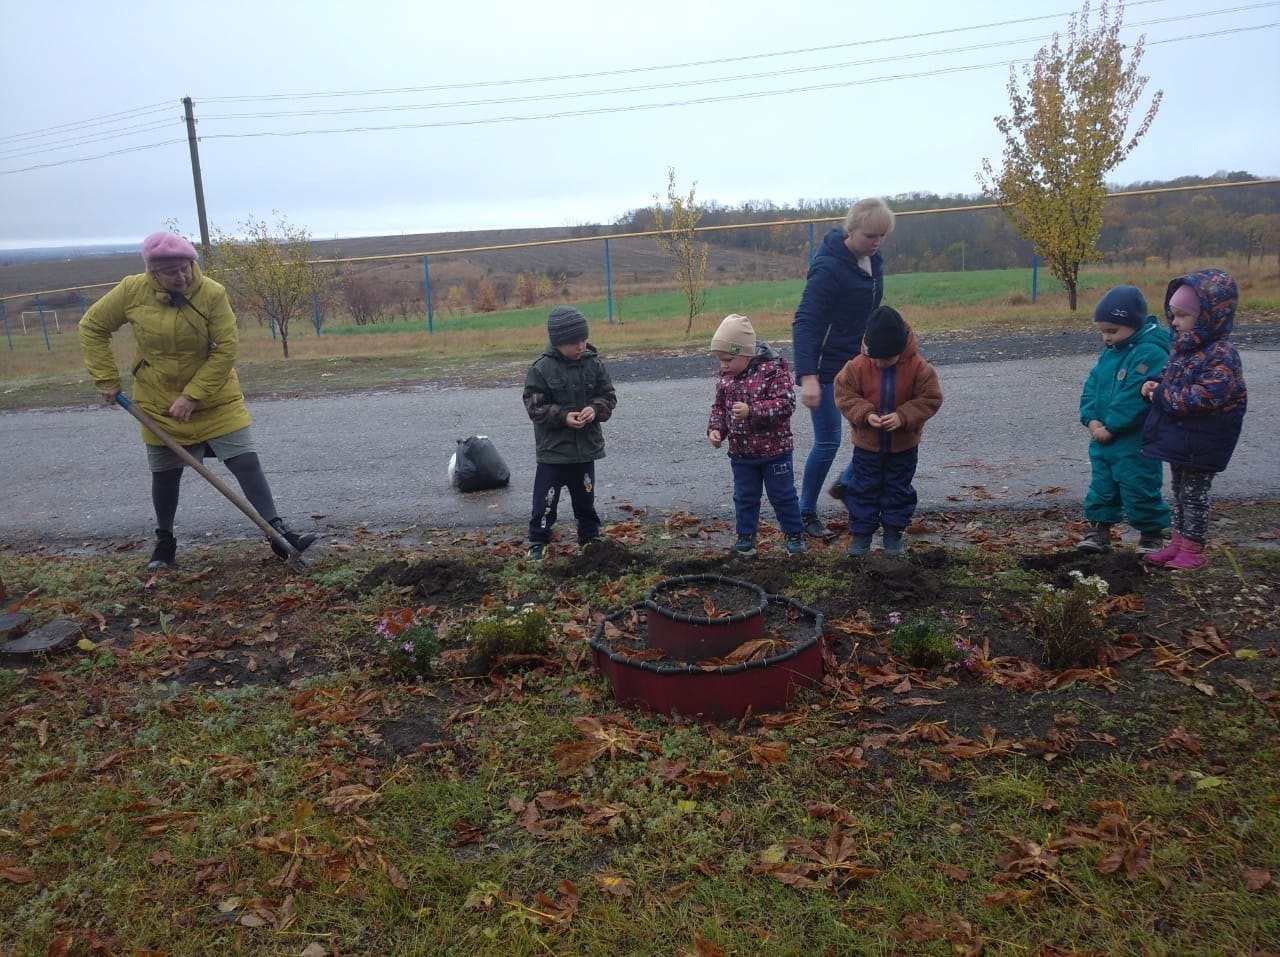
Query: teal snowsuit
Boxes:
[{"xmin": 1079, "ymin": 318, "xmax": 1171, "ymax": 532}]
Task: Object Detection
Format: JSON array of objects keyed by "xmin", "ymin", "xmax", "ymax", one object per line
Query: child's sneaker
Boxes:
[
  {"xmin": 526, "ymin": 543, "xmax": 546, "ymax": 561},
  {"xmin": 802, "ymin": 516, "xmax": 831, "ymax": 538},
  {"xmin": 784, "ymin": 534, "xmax": 807, "ymax": 554},
  {"xmin": 731, "ymin": 536, "xmax": 757, "ymax": 557},
  {"xmin": 882, "ymin": 528, "xmax": 905, "ymax": 556},
  {"xmin": 847, "ymin": 533, "xmax": 873, "ymax": 556},
  {"xmin": 1136, "ymin": 530, "xmax": 1166, "ymax": 554},
  {"xmin": 1076, "ymin": 522, "xmax": 1113, "ymax": 553}
]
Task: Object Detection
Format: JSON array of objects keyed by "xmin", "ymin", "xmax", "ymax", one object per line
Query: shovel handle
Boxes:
[{"xmin": 114, "ymin": 393, "xmax": 300, "ymax": 562}]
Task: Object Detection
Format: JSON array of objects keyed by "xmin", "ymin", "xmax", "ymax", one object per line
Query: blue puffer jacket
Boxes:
[
  {"xmin": 792, "ymin": 228, "xmax": 884, "ymax": 383},
  {"xmin": 1140, "ymin": 269, "xmax": 1247, "ymax": 473}
]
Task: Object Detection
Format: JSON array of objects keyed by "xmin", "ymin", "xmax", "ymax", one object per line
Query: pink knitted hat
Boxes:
[
  {"xmin": 1167, "ymin": 283, "xmax": 1201, "ymax": 318},
  {"xmin": 141, "ymin": 231, "xmax": 199, "ymax": 269}
]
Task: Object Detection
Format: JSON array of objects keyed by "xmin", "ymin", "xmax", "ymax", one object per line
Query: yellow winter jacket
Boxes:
[{"xmin": 79, "ymin": 265, "xmax": 252, "ymax": 445}]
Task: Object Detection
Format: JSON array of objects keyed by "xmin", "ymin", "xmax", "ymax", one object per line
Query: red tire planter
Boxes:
[
  {"xmin": 643, "ymin": 574, "xmax": 769, "ymax": 661},
  {"xmin": 591, "ymin": 593, "xmax": 824, "ymax": 721}
]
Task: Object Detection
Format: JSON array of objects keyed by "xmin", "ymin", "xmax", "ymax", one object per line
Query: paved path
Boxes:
[{"xmin": 2, "ymin": 350, "xmax": 1276, "ymax": 549}]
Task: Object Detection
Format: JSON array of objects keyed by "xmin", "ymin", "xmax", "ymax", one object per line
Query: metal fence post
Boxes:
[
  {"xmin": 423, "ymin": 256, "xmax": 433, "ymax": 334},
  {"xmin": 77, "ymin": 289, "xmax": 87, "ymax": 319},
  {"xmin": 807, "ymin": 223, "xmax": 815, "ymax": 268},
  {"xmin": 1, "ymin": 301, "xmax": 10, "ymax": 350},
  {"xmin": 604, "ymin": 237, "xmax": 613, "ymax": 324},
  {"xmin": 1031, "ymin": 255, "xmax": 1039, "ymax": 302},
  {"xmin": 36, "ymin": 295, "xmax": 52, "ymax": 351}
]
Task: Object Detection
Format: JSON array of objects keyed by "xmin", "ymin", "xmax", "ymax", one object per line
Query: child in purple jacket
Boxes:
[
  {"xmin": 707, "ymin": 314, "xmax": 807, "ymax": 557},
  {"xmin": 1140, "ymin": 269, "xmax": 1248, "ymax": 570}
]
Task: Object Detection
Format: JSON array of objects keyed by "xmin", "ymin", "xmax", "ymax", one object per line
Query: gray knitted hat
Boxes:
[{"xmin": 547, "ymin": 306, "xmax": 589, "ymax": 345}]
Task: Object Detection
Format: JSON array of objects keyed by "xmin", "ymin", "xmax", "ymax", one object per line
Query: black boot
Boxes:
[
  {"xmin": 268, "ymin": 518, "xmax": 316, "ymax": 559},
  {"xmin": 1077, "ymin": 521, "xmax": 1113, "ymax": 554},
  {"xmin": 147, "ymin": 529, "xmax": 177, "ymax": 571}
]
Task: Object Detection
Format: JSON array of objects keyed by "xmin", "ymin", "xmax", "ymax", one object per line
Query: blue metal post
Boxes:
[
  {"xmin": 1031, "ymin": 255, "xmax": 1039, "ymax": 302},
  {"xmin": 77, "ymin": 289, "xmax": 87, "ymax": 318},
  {"xmin": 1, "ymin": 301, "xmax": 10, "ymax": 350},
  {"xmin": 807, "ymin": 223, "xmax": 815, "ymax": 268},
  {"xmin": 604, "ymin": 237, "xmax": 614, "ymax": 324},
  {"xmin": 36, "ymin": 295, "xmax": 52, "ymax": 351},
  {"xmin": 423, "ymin": 256, "xmax": 434, "ymax": 334}
]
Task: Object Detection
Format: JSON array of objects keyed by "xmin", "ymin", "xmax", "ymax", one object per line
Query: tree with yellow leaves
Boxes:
[
  {"xmin": 652, "ymin": 167, "xmax": 709, "ymax": 334},
  {"xmin": 979, "ymin": 1, "xmax": 1161, "ymax": 310},
  {"xmin": 208, "ymin": 213, "xmax": 330, "ymax": 358}
]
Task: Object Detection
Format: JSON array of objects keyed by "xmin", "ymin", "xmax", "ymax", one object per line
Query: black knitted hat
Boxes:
[
  {"xmin": 1093, "ymin": 285, "xmax": 1148, "ymax": 329},
  {"xmin": 862, "ymin": 306, "xmax": 908, "ymax": 358}
]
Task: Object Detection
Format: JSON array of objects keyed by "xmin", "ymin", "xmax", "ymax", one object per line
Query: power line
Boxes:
[
  {"xmin": 192, "ymin": 6, "xmax": 1271, "ymax": 125},
  {"xmin": 189, "ymin": 24, "xmax": 1276, "ymax": 141},
  {"xmin": 0, "ymin": 101, "xmax": 174, "ymax": 145},
  {"xmin": 0, "ymin": 9, "xmax": 1275, "ymax": 175},
  {"xmin": 193, "ymin": 0, "xmax": 1275, "ymax": 105}
]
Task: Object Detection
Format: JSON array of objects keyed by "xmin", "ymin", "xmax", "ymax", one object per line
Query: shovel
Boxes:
[{"xmin": 114, "ymin": 393, "xmax": 305, "ymax": 569}]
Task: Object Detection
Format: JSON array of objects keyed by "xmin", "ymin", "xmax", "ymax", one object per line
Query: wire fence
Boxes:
[{"xmin": 3, "ymin": 180, "xmax": 1278, "ymax": 352}]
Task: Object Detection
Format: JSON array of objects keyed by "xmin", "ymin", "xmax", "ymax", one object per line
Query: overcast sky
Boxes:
[{"xmin": 1, "ymin": 0, "xmax": 1276, "ymax": 249}]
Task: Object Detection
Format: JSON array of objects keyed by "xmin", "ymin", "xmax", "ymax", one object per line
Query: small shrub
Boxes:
[
  {"xmin": 887, "ymin": 610, "xmax": 974, "ymax": 670},
  {"xmin": 1028, "ymin": 570, "xmax": 1110, "ymax": 668},
  {"xmin": 463, "ymin": 604, "xmax": 552, "ymax": 672},
  {"xmin": 375, "ymin": 605, "xmax": 441, "ymax": 679}
]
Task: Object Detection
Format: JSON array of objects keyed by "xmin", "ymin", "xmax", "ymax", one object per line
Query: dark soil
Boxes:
[
  {"xmin": 358, "ymin": 555, "xmax": 499, "ymax": 605},
  {"xmin": 13, "ymin": 485, "xmax": 1275, "ymax": 780},
  {"xmin": 646, "ymin": 577, "xmax": 767, "ymax": 619}
]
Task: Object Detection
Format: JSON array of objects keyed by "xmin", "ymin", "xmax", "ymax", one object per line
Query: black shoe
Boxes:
[
  {"xmin": 1077, "ymin": 522, "xmax": 1113, "ymax": 554},
  {"xmin": 802, "ymin": 516, "xmax": 831, "ymax": 539},
  {"xmin": 847, "ymin": 533, "xmax": 873, "ymax": 557},
  {"xmin": 147, "ymin": 529, "xmax": 177, "ymax": 571},
  {"xmin": 1136, "ymin": 530, "xmax": 1166, "ymax": 553},
  {"xmin": 526, "ymin": 543, "xmax": 547, "ymax": 561},
  {"xmin": 882, "ymin": 528, "xmax": 905, "ymax": 556},
  {"xmin": 827, "ymin": 481, "xmax": 848, "ymax": 501},
  {"xmin": 269, "ymin": 518, "xmax": 316, "ymax": 559}
]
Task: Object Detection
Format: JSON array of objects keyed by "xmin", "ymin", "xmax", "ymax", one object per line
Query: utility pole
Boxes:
[{"xmin": 183, "ymin": 97, "xmax": 210, "ymax": 258}]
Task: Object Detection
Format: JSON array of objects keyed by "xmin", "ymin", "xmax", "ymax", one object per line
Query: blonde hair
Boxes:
[{"xmin": 844, "ymin": 197, "xmax": 895, "ymax": 236}]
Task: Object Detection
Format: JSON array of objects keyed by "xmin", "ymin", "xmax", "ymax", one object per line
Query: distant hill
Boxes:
[{"xmin": 0, "ymin": 244, "xmax": 140, "ymax": 266}]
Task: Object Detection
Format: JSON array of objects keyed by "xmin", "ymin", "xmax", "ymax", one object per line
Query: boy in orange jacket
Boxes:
[{"xmin": 833, "ymin": 306, "xmax": 943, "ymax": 556}]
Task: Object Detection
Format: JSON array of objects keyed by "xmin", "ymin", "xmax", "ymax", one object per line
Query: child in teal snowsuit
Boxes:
[{"xmin": 1077, "ymin": 285, "xmax": 1171, "ymax": 553}]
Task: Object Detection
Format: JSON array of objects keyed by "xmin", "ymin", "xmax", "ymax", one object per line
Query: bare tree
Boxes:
[{"xmin": 652, "ymin": 167, "xmax": 709, "ymax": 334}]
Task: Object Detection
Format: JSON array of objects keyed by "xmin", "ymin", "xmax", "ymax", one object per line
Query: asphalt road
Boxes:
[{"xmin": 2, "ymin": 334, "xmax": 1276, "ymax": 550}]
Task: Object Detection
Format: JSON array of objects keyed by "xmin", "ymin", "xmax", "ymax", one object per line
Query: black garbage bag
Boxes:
[{"xmin": 450, "ymin": 435, "xmax": 510, "ymax": 492}]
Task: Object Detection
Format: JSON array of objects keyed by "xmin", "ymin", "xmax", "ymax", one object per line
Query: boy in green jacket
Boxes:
[
  {"xmin": 522, "ymin": 307, "xmax": 617, "ymax": 560},
  {"xmin": 1077, "ymin": 286, "xmax": 1171, "ymax": 553}
]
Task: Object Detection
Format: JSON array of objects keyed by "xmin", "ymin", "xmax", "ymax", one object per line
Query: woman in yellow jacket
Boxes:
[{"xmin": 79, "ymin": 231, "xmax": 315, "ymax": 570}]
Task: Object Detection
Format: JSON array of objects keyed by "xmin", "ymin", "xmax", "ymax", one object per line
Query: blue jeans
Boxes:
[
  {"xmin": 730, "ymin": 452, "xmax": 804, "ymax": 537},
  {"xmin": 799, "ymin": 382, "xmax": 853, "ymax": 517}
]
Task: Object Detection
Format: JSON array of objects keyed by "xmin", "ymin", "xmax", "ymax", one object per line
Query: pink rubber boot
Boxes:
[
  {"xmin": 1145, "ymin": 531, "xmax": 1183, "ymax": 566},
  {"xmin": 1164, "ymin": 538, "xmax": 1206, "ymax": 571}
]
